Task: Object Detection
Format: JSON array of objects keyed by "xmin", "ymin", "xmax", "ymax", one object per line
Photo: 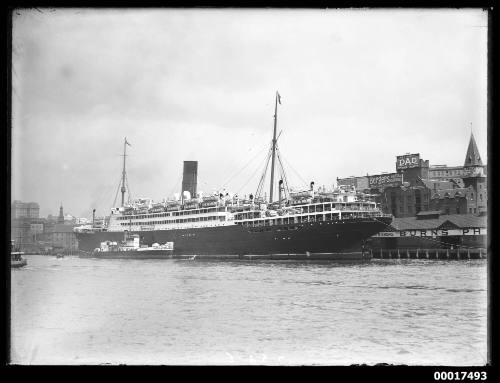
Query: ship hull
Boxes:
[{"xmin": 75, "ymin": 217, "xmax": 391, "ymax": 259}]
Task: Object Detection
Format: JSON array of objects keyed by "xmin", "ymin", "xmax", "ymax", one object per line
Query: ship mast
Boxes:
[
  {"xmin": 121, "ymin": 137, "xmax": 128, "ymax": 207},
  {"xmin": 269, "ymin": 91, "xmax": 280, "ymax": 203}
]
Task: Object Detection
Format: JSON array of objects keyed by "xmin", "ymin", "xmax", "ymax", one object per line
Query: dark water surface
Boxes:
[{"xmin": 10, "ymin": 255, "xmax": 487, "ymax": 365}]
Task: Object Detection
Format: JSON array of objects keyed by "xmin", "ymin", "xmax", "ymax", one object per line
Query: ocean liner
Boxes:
[{"xmin": 75, "ymin": 92, "xmax": 392, "ymax": 259}]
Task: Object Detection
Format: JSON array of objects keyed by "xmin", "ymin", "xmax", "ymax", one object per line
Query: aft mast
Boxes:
[
  {"xmin": 269, "ymin": 91, "xmax": 281, "ymax": 203},
  {"xmin": 121, "ymin": 137, "xmax": 131, "ymax": 207}
]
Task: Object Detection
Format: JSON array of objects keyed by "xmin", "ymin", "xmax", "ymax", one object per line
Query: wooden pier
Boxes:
[{"xmin": 370, "ymin": 248, "xmax": 486, "ymax": 260}]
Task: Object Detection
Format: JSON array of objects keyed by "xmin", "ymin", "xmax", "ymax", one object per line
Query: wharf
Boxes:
[
  {"xmin": 370, "ymin": 248, "xmax": 486, "ymax": 260},
  {"xmin": 171, "ymin": 252, "xmax": 369, "ymax": 261}
]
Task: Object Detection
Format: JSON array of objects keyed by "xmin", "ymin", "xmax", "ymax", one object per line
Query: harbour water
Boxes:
[{"xmin": 10, "ymin": 255, "xmax": 488, "ymax": 365}]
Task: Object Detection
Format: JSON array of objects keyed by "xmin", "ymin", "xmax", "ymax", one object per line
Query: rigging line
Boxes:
[
  {"xmin": 125, "ymin": 174, "xmax": 132, "ymax": 203},
  {"xmin": 280, "ymin": 144, "xmax": 307, "ymax": 188},
  {"xmin": 256, "ymin": 148, "xmax": 273, "ymax": 198},
  {"xmin": 236, "ymin": 147, "xmax": 273, "ymax": 195},
  {"xmin": 92, "ymin": 171, "xmax": 122, "ymax": 215},
  {"xmin": 276, "ymin": 149, "xmax": 291, "ymax": 199},
  {"xmin": 279, "ymin": 152, "xmax": 308, "ymax": 188},
  {"xmin": 255, "ymin": 150, "xmax": 272, "ymax": 199},
  {"xmin": 92, "ymin": 173, "xmax": 119, "ymax": 211},
  {"xmin": 275, "ymin": 148, "xmax": 289, "ymax": 190},
  {"xmin": 221, "ymin": 142, "xmax": 270, "ymax": 188},
  {"xmin": 112, "ymin": 175, "xmax": 122, "ymax": 209},
  {"xmin": 371, "ymin": 216, "xmax": 483, "ymax": 250},
  {"xmin": 255, "ymin": 146, "xmax": 272, "ymax": 194}
]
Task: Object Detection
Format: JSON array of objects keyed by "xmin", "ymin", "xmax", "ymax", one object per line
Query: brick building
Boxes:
[{"xmin": 338, "ymin": 133, "xmax": 487, "ymax": 218}]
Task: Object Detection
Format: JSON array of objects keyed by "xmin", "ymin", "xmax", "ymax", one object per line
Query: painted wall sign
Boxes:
[
  {"xmin": 372, "ymin": 227, "xmax": 486, "ymax": 237},
  {"xmin": 368, "ymin": 173, "xmax": 402, "ymax": 188},
  {"xmin": 337, "ymin": 176, "xmax": 369, "ymax": 190},
  {"xmin": 396, "ymin": 154, "xmax": 421, "ymax": 170}
]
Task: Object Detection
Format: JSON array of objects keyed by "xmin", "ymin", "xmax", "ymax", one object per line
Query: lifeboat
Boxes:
[{"xmin": 290, "ymin": 190, "xmax": 312, "ymax": 199}]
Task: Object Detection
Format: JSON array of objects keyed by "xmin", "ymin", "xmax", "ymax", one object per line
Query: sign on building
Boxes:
[
  {"xmin": 396, "ymin": 153, "xmax": 421, "ymax": 170},
  {"xmin": 368, "ymin": 173, "xmax": 402, "ymax": 189},
  {"xmin": 337, "ymin": 176, "xmax": 369, "ymax": 190},
  {"xmin": 372, "ymin": 227, "xmax": 486, "ymax": 237}
]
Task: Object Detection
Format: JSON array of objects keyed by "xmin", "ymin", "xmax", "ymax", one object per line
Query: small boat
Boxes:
[
  {"xmin": 79, "ymin": 232, "xmax": 174, "ymax": 259},
  {"xmin": 11, "ymin": 251, "xmax": 27, "ymax": 268}
]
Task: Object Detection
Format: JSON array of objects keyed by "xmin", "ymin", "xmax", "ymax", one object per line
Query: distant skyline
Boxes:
[{"xmin": 11, "ymin": 8, "xmax": 488, "ymax": 218}]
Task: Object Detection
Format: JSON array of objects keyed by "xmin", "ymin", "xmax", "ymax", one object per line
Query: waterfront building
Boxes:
[
  {"xmin": 336, "ymin": 133, "xmax": 487, "ymax": 218},
  {"xmin": 11, "ymin": 217, "xmax": 46, "ymax": 251},
  {"xmin": 395, "ymin": 153, "xmax": 430, "ymax": 185},
  {"xmin": 369, "ymin": 211, "xmax": 487, "ymax": 250},
  {"xmin": 38, "ymin": 223, "xmax": 78, "ymax": 251},
  {"xmin": 428, "ymin": 133, "xmax": 487, "ymax": 181},
  {"xmin": 11, "ymin": 200, "xmax": 39, "ymax": 219}
]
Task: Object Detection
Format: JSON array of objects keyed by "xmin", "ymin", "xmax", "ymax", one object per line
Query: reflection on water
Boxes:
[{"xmin": 10, "ymin": 255, "xmax": 487, "ymax": 365}]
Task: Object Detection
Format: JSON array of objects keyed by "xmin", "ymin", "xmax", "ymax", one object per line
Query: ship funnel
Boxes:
[{"xmin": 181, "ymin": 161, "xmax": 198, "ymax": 199}]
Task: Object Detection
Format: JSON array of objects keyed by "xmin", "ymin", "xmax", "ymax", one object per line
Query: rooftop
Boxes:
[
  {"xmin": 430, "ymin": 187, "xmax": 471, "ymax": 199},
  {"xmin": 385, "ymin": 214, "xmax": 486, "ymax": 231}
]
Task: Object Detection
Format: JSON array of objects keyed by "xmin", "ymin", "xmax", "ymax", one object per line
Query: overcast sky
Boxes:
[{"xmin": 11, "ymin": 8, "xmax": 488, "ymax": 218}]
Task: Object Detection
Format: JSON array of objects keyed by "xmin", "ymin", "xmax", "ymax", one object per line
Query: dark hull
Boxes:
[
  {"xmin": 80, "ymin": 250, "xmax": 173, "ymax": 259},
  {"xmin": 76, "ymin": 217, "xmax": 391, "ymax": 258}
]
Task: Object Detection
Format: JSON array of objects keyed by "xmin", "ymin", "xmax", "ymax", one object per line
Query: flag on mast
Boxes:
[
  {"xmin": 125, "ymin": 138, "xmax": 131, "ymax": 146},
  {"xmin": 277, "ymin": 92, "xmax": 281, "ymax": 105}
]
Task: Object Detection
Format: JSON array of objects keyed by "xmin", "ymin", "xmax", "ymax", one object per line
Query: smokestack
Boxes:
[
  {"xmin": 181, "ymin": 161, "xmax": 198, "ymax": 199},
  {"xmin": 92, "ymin": 209, "xmax": 96, "ymax": 225}
]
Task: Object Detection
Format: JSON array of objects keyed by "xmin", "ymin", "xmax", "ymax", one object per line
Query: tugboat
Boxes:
[
  {"xmin": 79, "ymin": 232, "xmax": 174, "ymax": 259},
  {"xmin": 11, "ymin": 241, "xmax": 27, "ymax": 268}
]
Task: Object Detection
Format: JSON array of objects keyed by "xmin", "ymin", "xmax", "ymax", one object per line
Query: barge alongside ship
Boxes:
[
  {"xmin": 75, "ymin": 92, "xmax": 392, "ymax": 260},
  {"xmin": 80, "ymin": 233, "xmax": 174, "ymax": 259}
]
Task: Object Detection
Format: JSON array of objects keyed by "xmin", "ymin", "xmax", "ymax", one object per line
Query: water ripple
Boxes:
[{"xmin": 10, "ymin": 255, "xmax": 487, "ymax": 366}]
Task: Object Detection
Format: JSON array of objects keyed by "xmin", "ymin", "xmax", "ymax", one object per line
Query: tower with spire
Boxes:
[
  {"xmin": 462, "ymin": 133, "xmax": 487, "ymax": 215},
  {"xmin": 58, "ymin": 204, "xmax": 64, "ymax": 224},
  {"xmin": 463, "ymin": 132, "xmax": 484, "ymax": 172}
]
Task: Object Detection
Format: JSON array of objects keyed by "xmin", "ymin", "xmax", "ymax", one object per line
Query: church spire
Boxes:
[
  {"xmin": 464, "ymin": 132, "xmax": 483, "ymax": 168},
  {"xmin": 58, "ymin": 204, "xmax": 64, "ymax": 223}
]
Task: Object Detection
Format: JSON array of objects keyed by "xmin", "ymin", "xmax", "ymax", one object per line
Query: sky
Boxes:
[{"xmin": 11, "ymin": 8, "xmax": 488, "ymax": 218}]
